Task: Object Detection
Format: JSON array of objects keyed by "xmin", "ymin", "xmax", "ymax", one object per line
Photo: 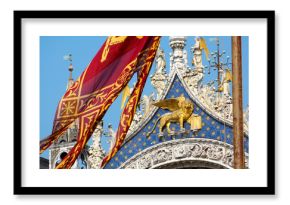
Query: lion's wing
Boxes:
[{"xmin": 153, "ymin": 99, "xmax": 180, "ymax": 111}]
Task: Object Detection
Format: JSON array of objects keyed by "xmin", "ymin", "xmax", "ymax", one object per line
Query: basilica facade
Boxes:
[{"xmin": 47, "ymin": 36, "xmax": 249, "ymax": 169}]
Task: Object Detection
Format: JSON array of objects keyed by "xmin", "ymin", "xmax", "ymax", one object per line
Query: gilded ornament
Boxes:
[{"xmin": 146, "ymin": 94, "xmax": 202, "ymax": 136}]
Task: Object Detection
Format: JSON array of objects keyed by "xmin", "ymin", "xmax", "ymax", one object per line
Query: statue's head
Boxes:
[{"xmin": 157, "ymin": 47, "xmax": 165, "ymax": 58}]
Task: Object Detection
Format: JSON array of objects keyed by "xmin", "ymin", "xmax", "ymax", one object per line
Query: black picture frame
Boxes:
[{"xmin": 14, "ymin": 10, "xmax": 275, "ymax": 195}]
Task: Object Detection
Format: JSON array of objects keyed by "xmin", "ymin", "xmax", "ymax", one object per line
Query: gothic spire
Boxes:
[{"xmin": 64, "ymin": 54, "xmax": 74, "ymax": 89}]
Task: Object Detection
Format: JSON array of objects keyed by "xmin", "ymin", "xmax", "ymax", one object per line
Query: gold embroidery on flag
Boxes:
[
  {"xmin": 101, "ymin": 36, "xmax": 128, "ymax": 63},
  {"xmin": 55, "ymin": 58, "xmax": 138, "ymax": 168},
  {"xmin": 60, "ymin": 100, "xmax": 77, "ymax": 116},
  {"xmin": 101, "ymin": 37, "xmax": 161, "ymax": 167}
]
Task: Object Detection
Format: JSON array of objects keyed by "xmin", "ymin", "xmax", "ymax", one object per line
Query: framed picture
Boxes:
[{"xmin": 14, "ymin": 10, "xmax": 275, "ymax": 195}]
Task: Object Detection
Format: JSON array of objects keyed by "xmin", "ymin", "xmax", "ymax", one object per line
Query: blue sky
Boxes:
[{"xmin": 40, "ymin": 36, "xmax": 249, "ymax": 159}]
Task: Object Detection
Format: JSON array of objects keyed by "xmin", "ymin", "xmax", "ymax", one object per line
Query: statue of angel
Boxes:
[{"xmin": 155, "ymin": 48, "xmax": 166, "ymax": 74}]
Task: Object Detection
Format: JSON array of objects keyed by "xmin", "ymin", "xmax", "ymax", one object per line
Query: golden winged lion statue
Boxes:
[{"xmin": 146, "ymin": 94, "xmax": 202, "ymax": 137}]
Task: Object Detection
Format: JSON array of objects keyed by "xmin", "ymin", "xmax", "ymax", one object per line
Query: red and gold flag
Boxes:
[
  {"xmin": 101, "ymin": 37, "xmax": 160, "ymax": 167},
  {"xmin": 40, "ymin": 36, "xmax": 160, "ymax": 169}
]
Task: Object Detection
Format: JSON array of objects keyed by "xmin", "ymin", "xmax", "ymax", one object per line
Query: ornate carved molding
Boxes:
[
  {"xmin": 119, "ymin": 138, "xmax": 249, "ymax": 169},
  {"xmin": 169, "ymin": 36, "xmax": 187, "ymax": 74},
  {"xmin": 88, "ymin": 121, "xmax": 106, "ymax": 169},
  {"xmin": 150, "ymin": 73, "xmax": 168, "ymax": 100},
  {"xmin": 150, "ymin": 47, "xmax": 168, "ymax": 100},
  {"xmin": 127, "ymin": 110, "xmax": 144, "ymax": 136}
]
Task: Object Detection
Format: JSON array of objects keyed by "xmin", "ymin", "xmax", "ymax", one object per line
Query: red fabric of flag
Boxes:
[
  {"xmin": 40, "ymin": 36, "xmax": 160, "ymax": 169},
  {"xmin": 101, "ymin": 37, "xmax": 160, "ymax": 167}
]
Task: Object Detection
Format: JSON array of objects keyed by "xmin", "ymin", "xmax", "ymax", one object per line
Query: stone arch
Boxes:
[
  {"xmin": 119, "ymin": 138, "xmax": 248, "ymax": 169},
  {"xmin": 152, "ymin": 159, "xmax": 228, "ymax": 169}
]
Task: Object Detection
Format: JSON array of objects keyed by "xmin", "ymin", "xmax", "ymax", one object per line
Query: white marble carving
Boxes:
[
  {"xmin": 128, "ymin": 110, "xmax": 143, "ymax": 136},
  {"xmin": 88, "ymin": 121, "xmax": 105, "ymax": 169},
  {"xmin": 103, "ymin": 124, "xmax": 117, "ymax": 151},
  {"xmin": 243, "ymin": 106, "xmax": 249, "ymax": 131},
  {"xmin": 169, "ymin": 36, "xmax": 187, "ymax": 74},
  {"xmin": 150, "ymin": 48, "xmax": 168, "ymax": 99},
  {"xmin": 183, "ymin": 69, "xmax": 204, "ymax": 94},
  {"xmin": 183, "ymin": 37, "xmax": 205, "ymax": 93},
  {"xmin": 155, "ymin": 48, "xmax": 166, "ymax": 74},
  {"xmin": 191, "ymin": 37, "xmax": 203, "ymax": 68},
  {"xmin": 120, "ymin": 138, "xmax": 249, "ymax": 169},
  {"xmin": 140, "ymin": 93, "xmax": 155, "ymax": 117}
]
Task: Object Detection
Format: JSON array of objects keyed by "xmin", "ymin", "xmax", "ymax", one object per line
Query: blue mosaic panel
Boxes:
[{"xmin": 104, "ymin": 76, "xmax": 249, "ymax": 169}]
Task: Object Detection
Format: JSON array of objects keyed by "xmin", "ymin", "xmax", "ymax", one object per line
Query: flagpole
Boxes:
[
  {"xmin": 232, "ymin": 36, "xmax": 245, "ymax": 169},
  {"xmin": 217, "ymin": 38, "xmax": 221, "ymax": 87}
]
